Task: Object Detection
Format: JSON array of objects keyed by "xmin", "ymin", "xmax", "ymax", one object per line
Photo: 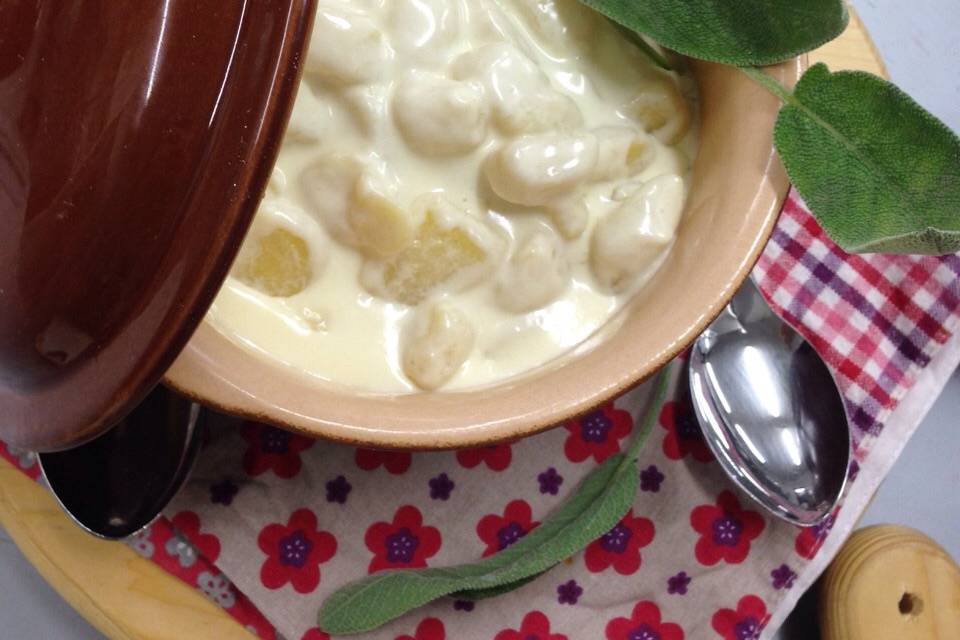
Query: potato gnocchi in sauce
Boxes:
[{"xmin": 209, "ymin": 0, "xmax": 697, "ymax": 392}]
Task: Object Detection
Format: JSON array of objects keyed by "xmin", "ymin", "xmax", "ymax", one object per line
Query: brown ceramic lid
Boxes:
[{"xmin": 0, "ymin": 1, "xmax": 315, "ymax": 451}]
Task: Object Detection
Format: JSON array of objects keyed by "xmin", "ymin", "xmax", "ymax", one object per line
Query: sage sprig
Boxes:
[
  {"xmin": 752, "ymin": 64, "xmax": 960, "ymax": 254},
  {"xmin": 581, "ymin": 0, "xmax": 849, "ymax": 66},
  {"xmin": 318, "ymin": 364, "xmax": 673, "ymax": 635},
  {"xmin": 589, "ymin": 0, "xmax": 960, "ymax": 255}
]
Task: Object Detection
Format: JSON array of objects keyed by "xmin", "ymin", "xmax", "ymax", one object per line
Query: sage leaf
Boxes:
[
  {"xmin": 764, "ymin": 63, "xmax": 960, "ymax": 254},
  {"xmin": 578, "ymin": 0, "xmax": 848, "ymax": 66},
  {"xmin": 317, "ymin": 365, "xmax": 673, "ymax": 635},
  {"xmin": 452, "ymin": 361, "xmax": 674, "ymax": 605},
  {"xmin": 451, "ymin": 571, "xmax": 546, "ymax": 601},
  {"xmin": 318, "ymin": 453, "xmax": 635, "ymax": 634}
]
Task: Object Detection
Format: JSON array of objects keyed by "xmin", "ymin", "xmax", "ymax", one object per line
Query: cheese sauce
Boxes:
[{"xmin": 208, "ymin": 0, "xmax": 698, "ymax": 392}]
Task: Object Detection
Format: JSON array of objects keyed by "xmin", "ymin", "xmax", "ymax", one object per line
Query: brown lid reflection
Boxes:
[{"xmin": 0, "ymin": 1, "xmax": 315, "ymax": 450}]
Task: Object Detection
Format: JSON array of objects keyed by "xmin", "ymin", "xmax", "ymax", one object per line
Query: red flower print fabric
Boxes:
[
  {"xmin": 477, "ymin": 499, "xmax": 540, "ymax": 557},
  {"xmin": 794, "ymin": 513, "xmax": 835, "ymax": 559},
  {"xmin": 242, "ymin": 421, "xmax": 315, "ymax": 479},
  {"xmin": 0, "ymin": 442, "xmax": 40, "ymax": 480},
  {"xmin": 690, "ymin": 491, "xmax": 765, "ymax": 566},
  {"xmin": 585, "ymin": 509, "xmax": 655, "ymax": 575},
  {"xmin": 355, "ymin": 448, "xmax": 412, "ymax": 474},
  {"xmin": 711, "ymin": 595, "xmax": 769, "ymax": 640},
  {"xmin": 606, "ymin": 601, "xmax": 684, "ymax": 640},
  {"xmin": 300, "ymin": 629, "xmax": 330, "ymax": 640},
  {"xmin": 365, "ymin": 505, "xmax": 441, "ymax": 573},
  {"xmin": 659, "ymin": 401, "xmax": 713, "ymax": 462},
  {"xmin": 232, "ymin": 591, "xmax": 277, "ymax": 640},
  {"xmin": 257, "ymin": 508, "xmax": 336, "ymax": 593},
  {"xmin": 495, "ymin": 611, "xmax": 567, "ymax": 640},
  {"xmin": 564, "ymin": 404, "xmax": 633, "ymax": 463},
  {"xmin": 456, "ymin": 443, "xmax": 512, "ymax": 471},
  {"xmin": 170, "ymin": 511, "xmax": 221, "ymax": 563},
  {"xmin": 395, "ymin": 617, "xmax": 445, "ymax": 640},
  {"xmin": 143, "ymin": 512, "xmax": 229, "ymax": 606}
]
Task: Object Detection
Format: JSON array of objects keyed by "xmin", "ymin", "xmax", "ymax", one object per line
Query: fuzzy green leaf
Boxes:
[
  {"xmin": 317, "ymin": 365, "xmax": 673, "ymax": 635},
  {"xmin": 578, "ymin": 0, "xmax": 848, "ymax": 66},
  {"xmin": 317, "ymin": 454, "xmax": 635, "ymax": 634},
  {"xmin": 769, "ymin": 63, "xmax": 960, "ymax": 254},
  {"xmin": 451, "ymin": 571, "xmax": 547, "ymax": 601}
]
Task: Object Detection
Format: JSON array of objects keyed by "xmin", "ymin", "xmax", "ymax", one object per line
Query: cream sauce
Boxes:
[{"xmin": 207, "ymin": 0, "xmax": 698, "ymax": 392}]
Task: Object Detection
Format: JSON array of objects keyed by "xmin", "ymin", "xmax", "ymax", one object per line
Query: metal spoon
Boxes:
[
  {"xmin": 688, "ymin": 278, "xmax": 850, "ymax": 526},
  {"xmin": 38, "ymin": 385, "xmax": 205, "ymax": 540}
]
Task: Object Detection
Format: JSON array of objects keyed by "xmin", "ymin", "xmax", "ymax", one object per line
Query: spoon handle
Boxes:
[
  {"xmin": 38, "ymin": 385, "xmax": 205, "ymax": 540},
  {"xmin": 698, "ymin": 277, "xmax": 768, "ymax": 348}
]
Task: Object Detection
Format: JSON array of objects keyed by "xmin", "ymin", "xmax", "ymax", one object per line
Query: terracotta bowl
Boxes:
[{"xmin": 165, "ymin": 58, "xmax": 803, "ymax": 449}]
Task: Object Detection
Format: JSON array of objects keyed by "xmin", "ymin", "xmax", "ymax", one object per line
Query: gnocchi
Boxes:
[
  {"xmin": 389, "ymin": 0, "xmax": 460, "ymax": 60},
  {"xmin": 299, "ymin": 153, "xmax": 411, "ymax": 257},
  {"xmin": 496, "ymin": 228, "xmax": 570, "ymax": 312},
  {"xmin": 511, "ymin": 0, "xmax": 600, "ymax": 58},
  {"xmin": 360, "ymin": 194, "xmax": 503, "ymax": 305},
  {"xmin": 233, "ymin": 199, "xmax": 327, "ymax": 298},
  {"xmin": 348, "ymin": 172, "xmax": 415, "ymax": 257},
  {"xmin": 393, "ymin": 71, "xmax": 489, "ymax": 156},
  {"xmin": 627, "ymin": 81, "xmax": 693, "ymax": 145},
  {"xmin": 307, "ymin": 4, "xmax": 392, "ymax": 86},
  {"xmin": 286, "ymin": 84, "xmax": 331, "ymax": 145},
  {"xmin": 546, "ymin": 197, "xmax": 589, "ymax": 240},
  {"xmin": 299, "ymin": 153, "xmax": 366, "ymax": 245},
  {"xmin": 215, "ymin": 0, "xmax": 697, "ymax": 392},
  {"xmin": 590, "ymin": 174, "xmax": 685, "ymax": 292},
  {"xmin": 452, "ymin": 43, "xmax": 584, "ymax": 134},
  {"xmin": 485, "ymin": 133, "xmax": 598, "ymax": 206},
  {"xmin": 592, "ymin": 127, "xmax": 656, "ymax": 182},
  {"xmin": 401, "ymin": 303, "xmax": 476, "ymax": 390}
]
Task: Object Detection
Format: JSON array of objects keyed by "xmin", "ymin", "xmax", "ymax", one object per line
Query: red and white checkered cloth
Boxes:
[
  {"xmin": 3, "ymin": 191, "xmax": 959, "ymax": 640},
  {"xmin": 756, "ymin": 196, "xmax": 960, "ymax": 444}
]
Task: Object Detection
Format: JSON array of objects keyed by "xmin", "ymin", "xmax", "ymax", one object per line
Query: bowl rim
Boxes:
[{"xmin": 165, "ymin": 56, "xmax": 806, "ymax": 450}]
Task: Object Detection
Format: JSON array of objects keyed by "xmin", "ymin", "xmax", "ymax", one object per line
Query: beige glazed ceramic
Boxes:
[{"xmin": 165, "ymin": 58, "xmax": 804, "ymax": 449}]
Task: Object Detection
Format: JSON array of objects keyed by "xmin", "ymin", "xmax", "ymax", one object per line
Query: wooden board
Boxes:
[
  {"xmin": 0, "ymin": 462, "xmax": 254, "ymax": 640},
  {"xmin": 815, "ymin": 10, "xmax": 888, "ymax": 76},
  {"xmin": 0, "ymin": 11, "xmax": 887, "ymax": 640}
]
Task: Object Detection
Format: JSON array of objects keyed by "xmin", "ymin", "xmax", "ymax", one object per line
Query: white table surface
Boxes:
[{"xmin": 2, "ymin": 2, "xmax": 958, "ymax": 638}]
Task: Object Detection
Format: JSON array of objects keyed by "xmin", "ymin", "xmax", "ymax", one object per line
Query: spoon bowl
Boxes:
[
  {"xmin": 688, "ymin": 280, "xmax": 850, "ymax": 526},
  {"xmin": 38, "ymin": 385, "xmax": 204, "ymax": 540}
]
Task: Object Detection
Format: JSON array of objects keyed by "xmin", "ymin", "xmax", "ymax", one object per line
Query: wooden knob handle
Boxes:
[{"xmin": 820, "ymin": 525, "xmax": 960, "ymax": 639}]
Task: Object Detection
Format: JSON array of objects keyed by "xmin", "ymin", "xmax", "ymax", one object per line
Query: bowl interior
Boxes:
[{"xmin": 165, "ymin": 58, "xmax": 803, "ymax": 449}]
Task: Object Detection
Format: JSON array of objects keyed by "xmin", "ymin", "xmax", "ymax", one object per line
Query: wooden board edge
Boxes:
[
  {"xmin": 0, "ymin": 458, "xmax": 254, "ymax": 640},
  {"xmin": 810, "ymin": 8, "xmax": 889, "ymax": 78}
]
